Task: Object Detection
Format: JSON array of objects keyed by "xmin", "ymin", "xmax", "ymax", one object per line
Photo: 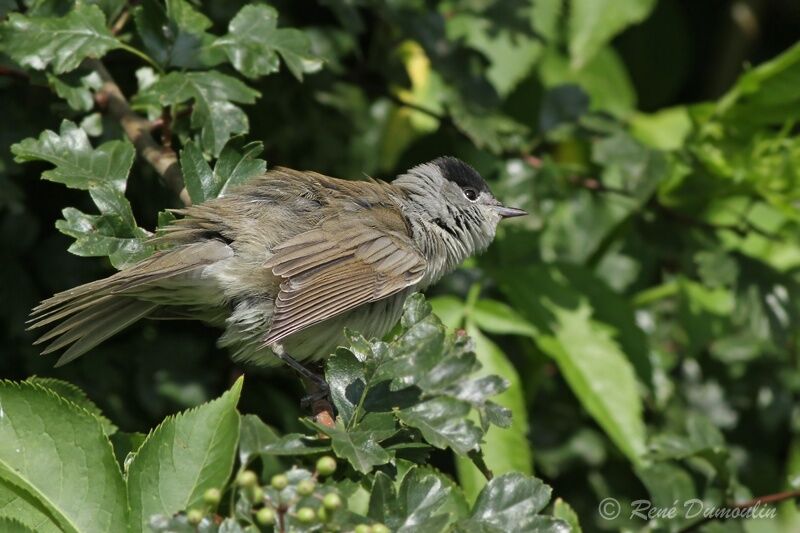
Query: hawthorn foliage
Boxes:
[{"xmin": 0, "ymin": 1, "xmax": 799, "ymax": 532}]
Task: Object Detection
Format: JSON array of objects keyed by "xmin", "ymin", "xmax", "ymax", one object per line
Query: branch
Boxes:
[
  {"xmin": 85, "ymin": 58, "xmax": 190, "ymax": 206},
  {"xmin": 678, "ymin": 489, "xmax": 800, "ymax": 533}
]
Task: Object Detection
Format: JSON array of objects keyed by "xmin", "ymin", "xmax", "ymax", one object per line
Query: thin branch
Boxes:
[
  {"xmin": 110, "ymin": 9, "xmax": 131, "ymax": 36},
  {"xmin": 0, "ymin": 65, "xmax": 29, "ymax": 80},
  {"xmin": 678, "ymin": 489, "xmax": 800, "ymax": 533},
  {"xmin": 85, "ymin": 58, "xmax": 190, "ymax": 206}
]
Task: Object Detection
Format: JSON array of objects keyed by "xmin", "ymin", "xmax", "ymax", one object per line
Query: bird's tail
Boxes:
[{"xmin": 27, "ymin": 240, "xmax": 232, "ymax": 366}]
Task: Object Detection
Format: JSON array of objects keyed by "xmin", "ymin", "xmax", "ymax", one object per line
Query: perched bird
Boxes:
[{"xmin": 28, "ymin": 157, "xmax": 525, "ymax": 376}]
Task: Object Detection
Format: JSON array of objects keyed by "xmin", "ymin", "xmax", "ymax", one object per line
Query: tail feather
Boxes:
[
  {"xmin": 28, "ymin": 240, "xmax": 233, "ymax": 364},
  {"xmin": 54, "ymin": 300, "xmax": 158, "ymax": 366}
]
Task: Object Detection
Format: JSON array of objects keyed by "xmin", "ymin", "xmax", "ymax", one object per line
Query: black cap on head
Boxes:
[{"xmin": 432, "ymin": 156, "xmax": 490, "ymax": 193}]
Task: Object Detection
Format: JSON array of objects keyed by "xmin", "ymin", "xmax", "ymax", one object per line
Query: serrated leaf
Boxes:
[
  {"xmin": 466, "ymin": 473, "xmax": 566, "ymax": 532},
  {"xmin": 308, "ymin": 420, "xmax": 392, "ymax": 474},
  {"xmin": 11, "ymin": 120, "xmax": 134, "ymax": 192},
  {"xmin": 133, "ymin": 0, "xmax": 222, "ymax": 69},
  {"xmin": 0, "ymin": 381, "xmax": 127, "ymax": 532},
  {"xmin": 389, "ymin": 466, "xmax": 468, "ymax": 533},
  {"xmin": 0, "ymin": 4, "xmax": 120, "ymax": 73},
  {"xmin": 0, "ymin": 517, "xmax": 37, "ymax": 533},
  {"xmin": 56, "ymin": 207, "xmax": 153, "ymax": 269},
  {"xmin": 546, "ymin": 301, "xmax": 647, "ymax": 465},
  {"xmin": 180, "ymin": 137, "xmax": 267, "ymax": 203},
  {"xmin": 25, "ymin": 376, "xmax": 116, "ymax": 436},
  {"xmin": 137, "ymin": 71, "xmax": 260, "ymax": 156},
  {"xmin": 211, "ymin": 4, "xmax": 322, "ymax": 80},
  {"xmin": 397, "ymin": 397, "xmax": 482, "ymax": 455},
  {"xmin": 455, "ymin": 327, "xmax": 528, "ymax": 502},
  {"xmin": 126, "ymin": 377, "xmax": 243, "ymax": 532},
  {"xmin": 47, "ymin": 70, "xmax": 102, "ymax": 112}
]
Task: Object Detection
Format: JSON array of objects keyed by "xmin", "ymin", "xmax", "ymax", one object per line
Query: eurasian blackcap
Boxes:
[{"xmin": 29, "ymin": 157, "xmax": 526, "ymax": 372}]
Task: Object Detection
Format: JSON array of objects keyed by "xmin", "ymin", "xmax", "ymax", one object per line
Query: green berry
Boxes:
[
  {"xmin": 354, "ymin": 525, "xmax": 372, "ymax": 533},
  {"xmin": 322, "ymin": 492, "xmax": 342, "ymax": 511},
  {"xmin": 203, "ymin": 488, "xmax": 221, "ymax": 507},
  {"xmin": 316, "ymin": 456, "xmax": 337, "ymax": 477},
  {"xmin": 186, "ymin": 509, "xmax": 204, "ymax": 525},
  {"xmin": 250, "ymin": 485, "xmax": 264, "ymax": 503},
  {"xmin": 297, "ymin": 478, "xmax": 316, "ymax": 496},
  {"xmin": 271, "ymin": 473, "xmax": 289, "ymax": 490},
  {"xmin": 255, "ymin": 507, "xmax": 275, "ymax": 525},
  {"xmin": 317, "ymin": 506, "xmax": 330, "ymax": 522},
  {"xmin": 296, "ymin": 506, "xmax": 316, "ymax": 524},
  {"xmin": 237, "ymin": 470, "xmax": 258, "ymax": 488},
  {"xmin": 372, "ymin": 524, "xmax": 390, "ymax": 533}
]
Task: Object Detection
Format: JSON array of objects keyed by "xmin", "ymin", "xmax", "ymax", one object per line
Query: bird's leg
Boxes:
[{"xmin": 272, "ymin": 344, "xmax": 335, "ymax": 428}]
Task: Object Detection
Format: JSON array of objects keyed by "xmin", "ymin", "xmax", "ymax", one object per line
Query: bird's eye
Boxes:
[{"xmin": 463, "ymin": 187, "xmax": 478, "ymax": 201}]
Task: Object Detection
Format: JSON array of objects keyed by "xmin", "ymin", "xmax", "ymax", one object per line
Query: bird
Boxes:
[{"xmin": 28, "ymin": 156, "xmax": 526, "ymax": 379}]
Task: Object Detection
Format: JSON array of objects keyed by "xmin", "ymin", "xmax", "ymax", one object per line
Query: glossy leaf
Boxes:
[
  {"xmin": 0, "ymin": 381, "xmax": 127, "ymax": 532},
  {"xmin": 136, "ymin": 71, "xmax": 260, "ymax": 156},
  {"xmin": 0, "ymin": 4, "xmax": 120, "ymax": 73},
  {"xmin": 126, "ymin": 378, "xmax": 242, "ymax": 532},
  {"xmin": 211, "ymin": 4, "xmax": 322, "ymax": 80}
]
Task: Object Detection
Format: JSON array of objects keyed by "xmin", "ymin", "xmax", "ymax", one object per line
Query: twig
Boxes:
[
  {"xmin": 0, "ymin": 65, "xmax": 29, "ymax": 80},
  {"xmin": 160, "ymin": 107, "xmax": 173, "ymax": 149},
  {"xmin": 110, "ymin": 9, "xmax": 131, "ymax": 36},
  {"xmin": 85, "ymin": 58, "xmax": 190, "ymax": 206},
  {"xmin": 306, "ymin": 379, "xmax": 335, "ymax": 429},
  {"xmin": 678, "ymin": 489, "xmax": 800, "ymax": 533}
]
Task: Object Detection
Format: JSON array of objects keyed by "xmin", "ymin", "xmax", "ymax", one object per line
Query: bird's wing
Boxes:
[{"xmin": 263, "ymin": 207, "xmax": 426, "ymax": 345}]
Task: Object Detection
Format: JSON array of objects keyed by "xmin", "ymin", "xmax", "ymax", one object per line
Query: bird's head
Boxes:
[{"xmin": 393, "ymin": 156, "xmax": 526, "ymax": 258}]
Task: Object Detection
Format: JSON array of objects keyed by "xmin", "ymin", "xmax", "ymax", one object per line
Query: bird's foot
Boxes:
[
  {"xmin": 303, "ymin": 372, "xmax": 335, "ymax": 429},
  {"xmin": 271, "ymin": 345, "xmax": 336, "ymax": 428}
]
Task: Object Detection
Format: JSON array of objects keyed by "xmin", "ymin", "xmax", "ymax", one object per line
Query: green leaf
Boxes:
[
  {"xmin": 0, "ymin": 381, "xmax": 127, "ymax": 532},
  {"xmin": 544, "ymin": 301, "xmax": 647, "ymax": 465},
  {"xmin": 11, "ymin": 120, "xmax": 134, "ymax": 192},
  {"xmin": 126, "ymin": 377, "xmax": 243, "ymax": 532},
  {"xmin": 0, "ymin": 517, "xmax": 37, "ymax": 533},
  {"xmin": 238, "ymin": 414, "xmax": 280, "ymax": 465},
  {"xmin": 465, "ymin": 473, "xmax": 565, "ymax": 532},
  {"xmin": 47, "ymin": 70, "xmax": 102, "ymax": 112},
  {"xmin": 498, "ymin": 265, "xmax": 648, "ymax": 466},
  {"xmin": 180, "ymin": 137, "xmax": 267, "ymax": 203},
  {"xmin": 55, "ymin": 207, "xmax": 153, "ymax": 269},
  {"xmin": 428, "ymin": 295, "xmax": 465, "ymax": 330},
  {"xmin": 309, "ymin": 420, "xmax": 392, "ymax": 474},
  {"xmin": 718, "ymin": 40, "xmax": 800, "ymax": 124},
  {"xmin": 133, "ymin": 0, "xmax": 222, "ymax": 69},
  {"xmin": 380, "ymin": 466, "xmax": 467, "ymax": 533},
  {"xmin": 211, "ymin": 4, "xmax": 323, "ymax": 80},
  {"xmin": 260, "ymin": 433, "xmax": 331, "ymax": 456},
  {"xmin": 539, "ymin": 47, "xmax": 636, "ymax": 118},
  {"xmin": 397, "ymin": 397, "xmax": 482, "ymax": 455},
  {"xmin": 25, "ymin": 376, "xmax": 116, "ymax": 436},
  {"xmin": 471, "ymin": 299, "xmax": 538, "ymax": 337},
  {"xmin": 137, "ymin": 71, "xmax": 260, "ymax": 156},
  {"xmin": 552, "ymin": 498, "xmax": 582, "ymax": 533},
  {"xmin": 0, "ymin": 4, "xmax": 120, "ymax": 73},
  {"xmin": 446, "ymin": 12, "xmax": 543, "ymax": 97},
  {"xmin": 456, "ymin": 326, "xmax": 531, "ymax": 502},
  {"xmin": 568, "ymin": 0, "xmax": 656, "ymax": 69}
]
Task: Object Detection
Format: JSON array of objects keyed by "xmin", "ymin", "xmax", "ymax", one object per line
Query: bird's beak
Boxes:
[{"xmin": 495, "ymin": 205, "xmax": 528, "ymax": 218}]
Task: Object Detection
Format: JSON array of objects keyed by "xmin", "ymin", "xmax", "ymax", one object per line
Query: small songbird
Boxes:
[{"xmin": 28, "ymin": 157, "xmax": 526, "ymax": 375}]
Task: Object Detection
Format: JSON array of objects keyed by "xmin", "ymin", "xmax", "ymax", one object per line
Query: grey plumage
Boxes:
[{"xmin": 28, "ymin": 157, "xmax": 525, "ymax": 367}]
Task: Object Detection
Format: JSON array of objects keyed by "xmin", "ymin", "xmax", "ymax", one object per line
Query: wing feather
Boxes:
[{"xmin": 263, "ymin": 208, "xmax": 426, "ymax": 346}]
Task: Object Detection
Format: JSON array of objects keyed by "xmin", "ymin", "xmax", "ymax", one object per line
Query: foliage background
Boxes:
[{"xmin": 1, "ymin": 0, "xmax": 800, "ymax": 531}]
